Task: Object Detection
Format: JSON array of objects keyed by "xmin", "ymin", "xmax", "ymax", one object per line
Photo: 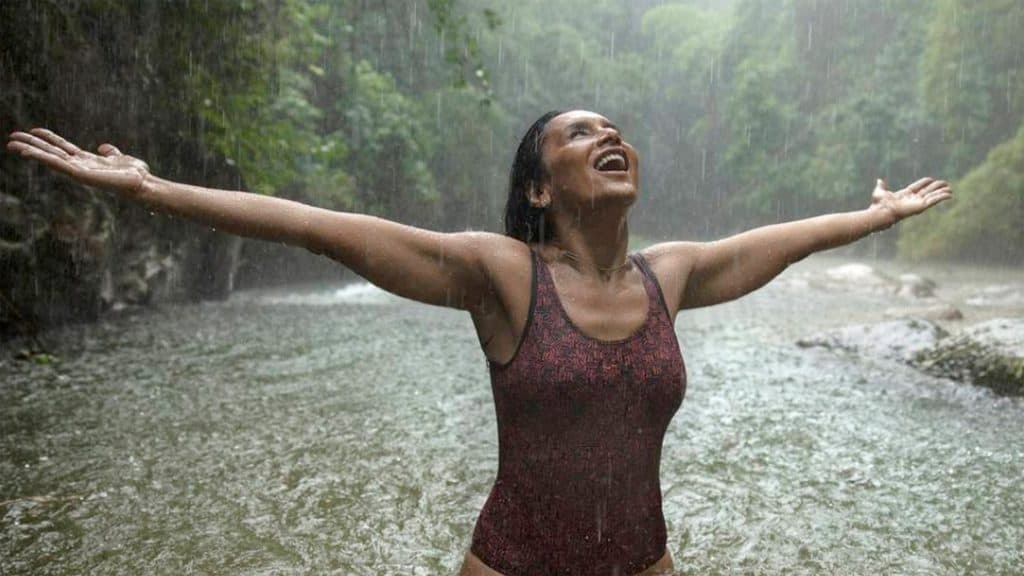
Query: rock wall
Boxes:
[
  {"xmin": 1, "ymin": 143, "xmax": 245, "ymax": 339},
  {"xmin": 0, "ymin": 2, "xmax": 289, "ymax": 340}
]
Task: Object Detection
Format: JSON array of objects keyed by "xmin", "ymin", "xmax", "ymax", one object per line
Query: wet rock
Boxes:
[
  {"xmin": 803, "ymin": 317, "xmax": 1024, "ymax": 396},
  {"xmin": 113, "ymin": 243, "xmax": 182, "ymax": 306},
  {"xmin": 0, "ymin": 192, "xmax": 26, "ymax": 240},
  {"xmin": 109, "ymin": 301, "xmax": 133, "ymax": 313},
  {"xmin": 964, "ymin": 318, "xmax": 1024, "ymax": 354},
  {"xmin": 912, "ymin": 318, "xmax": 1024, "ymax": 396},
  {"xmin": 896, "ymin": 273, "xmax": 937, "ymax": 299},
  {"xmin": 884, "ymin": 303, "xmax": 963, "ymax": 322},
  {"xmin": 793, "ymin": 264, "xmax": 941, "ymax": 300},
  {"xmin": 179, "ymin": 230, "xmax": 244, "ymax": 301},
  {"xmin": 966, "ymin": 285, "xmax": 1024, "ymax": 307},
  {"xmin": 1, "ymin": 145, "xmax": 246, "ymax": 337},
  {"xmin": 822, "ymin": 263, "xmax": 898, "ymax": 294},
  {"xmin": 116, "ymin": 270, "xmax": 151, "ymax": 306},
  {"xmin": 796, "ymin": 319, "xmax": 948, "ymax": 362}
]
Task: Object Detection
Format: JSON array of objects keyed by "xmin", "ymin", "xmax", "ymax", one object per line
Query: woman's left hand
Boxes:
[{"xmin": 871, "ymin": 177, "xmax": 953, "ymax": 222}]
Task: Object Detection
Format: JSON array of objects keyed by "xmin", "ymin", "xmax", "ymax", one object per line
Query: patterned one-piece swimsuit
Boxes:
[{"xmin": 470, "ymin": 250, "xmax": 687, "ymax": 575}]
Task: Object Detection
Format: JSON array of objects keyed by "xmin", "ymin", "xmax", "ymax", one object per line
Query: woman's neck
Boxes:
[{"xmin": 544, "ymin": 209, "xmax": 630, "ymax": 278}]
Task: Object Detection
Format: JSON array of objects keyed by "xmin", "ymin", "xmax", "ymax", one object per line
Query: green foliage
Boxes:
[
  {"xmin": 476, "ymin": 0, "xmax": 654, "ymax": 115},
  {"xmin": 429, "ymin": 86, "xmax": 514, "ymax": 229},
  {"xmin": 344, "ymin": 61, "xmax": 438, "ymax": 220},
  {"xmin": 174, "ymin": 0, "xmax": 354, "ymax": 197},
  {"xmin": 4, "ymin": 0, "xmax": 1021, "ymax": 264},
  {"xmin": 712, "ymin": 0, "xmax": 938, "ymax": 225},
  {"xmin": 898, "ymin": 124, "xmax": 1024, "ymax": 264},
  {"xmin": 428, "ymin": 0, "xmax": 501, "ymax": 102},
  {"xmin": 637, "ymin": 4, "xmax": 731, "ymax": 233},
  {"xmin": 921, "ymin": 0, "xmax": 1024, "ymax": 176}
]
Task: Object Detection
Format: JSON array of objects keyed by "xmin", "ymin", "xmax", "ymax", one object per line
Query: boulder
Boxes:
[
  {"xmin": 800, "ymin": 317, "xmax": 1024, "ymax": 396},
  {"xmin": 912, "ymin": 318, "xmax": 1024, "ymax": 396},
  {"xmin": 883, "ymin": 303, "xmax": 963, "ymax": 322},
  {"xmin": 796, "ymin": 319, "xmax": 949, "ymax": 362},
  {"xmin": 822, "ymin": 263, "xmax": 898, "ymax": 294},
  {"xmin": 795, "ymin": 264, "xmax": 940, "ymax": 300},
  {"xmin": 966, "ymin": 285, "xmax": 1024, "ymax": 307},
  {"xmin": 963, "ymin": 318, "xmax": 1024, "ymax": 355},
  {"xmin": 896, "ymin": 273, "xmax": 937, "ymax": 299},
  {"xmin": 911, "ymin": 319, "xmax": 1024, "ymax": 396}
]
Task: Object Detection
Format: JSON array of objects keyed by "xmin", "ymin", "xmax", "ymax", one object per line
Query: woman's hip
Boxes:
[{"xmin": 458, "ymin": 547, "xmax": 675, "ymax": 576}]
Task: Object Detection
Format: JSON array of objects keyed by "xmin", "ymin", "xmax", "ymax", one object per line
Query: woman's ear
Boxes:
[{"xmin": 528, "ymin": 182, "xmax": 551, "ymax": 209}]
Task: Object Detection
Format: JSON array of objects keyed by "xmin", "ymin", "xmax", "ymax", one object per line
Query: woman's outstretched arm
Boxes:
[
  {"xmin": 6, "ymin": 128, "xmax": 502, "ymax": 311},
  {"xmin": 645, "ymin": 178, "xmax": 953, "ymax": 311}
]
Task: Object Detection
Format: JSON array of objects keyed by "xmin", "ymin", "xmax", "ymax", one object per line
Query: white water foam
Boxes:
[{"xmin": 254, "ymin": 282, "xmax": 397, "ymax": 306}]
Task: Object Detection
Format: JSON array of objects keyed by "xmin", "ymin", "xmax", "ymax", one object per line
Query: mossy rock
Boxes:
[{"xmin": 912, "ymin": 336, "xmax": 1024, "ymax": 396}]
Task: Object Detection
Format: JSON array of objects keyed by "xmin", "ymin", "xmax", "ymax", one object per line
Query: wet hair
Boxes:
[{"xmin": 504, "ymin": 110, "xmax": 565, "ymax": 243}]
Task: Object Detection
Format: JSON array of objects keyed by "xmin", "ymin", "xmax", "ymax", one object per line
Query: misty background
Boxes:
[
  {"xmin": 1, "ymin": 2, "xmax": 1022, "ymax": 575},
  {"xmin": 1, "ymin": 0, "xmax": 1021, "ymax": 331}
]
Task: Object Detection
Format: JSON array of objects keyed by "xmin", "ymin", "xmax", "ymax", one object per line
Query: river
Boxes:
[{"xmin": 2, "ymin": 256, "xmax": 1022, "ymax": 575}]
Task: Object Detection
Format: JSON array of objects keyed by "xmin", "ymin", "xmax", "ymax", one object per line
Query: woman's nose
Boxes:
[{"xmin": 597, "ymin": 128, "xmax": 622, "ymax": 146}]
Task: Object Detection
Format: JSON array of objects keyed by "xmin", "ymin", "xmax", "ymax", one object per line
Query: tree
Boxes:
[{"xmin": 899, "ymin": 123, "xmax": 1024, "ymax": 264}]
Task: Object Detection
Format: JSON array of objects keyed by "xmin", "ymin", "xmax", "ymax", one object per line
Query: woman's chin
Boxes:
[
  {"xmin": 603, "ymin": 180, "xmax": 639, "ymax": 202},
  {"xmin": 578, "ymin": 185, "xmax": 638, "ymax": 211}
]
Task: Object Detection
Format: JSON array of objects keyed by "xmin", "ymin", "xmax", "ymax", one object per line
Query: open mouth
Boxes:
[{"xmin": 593, "ymin": 148, "xmax": 629, "ymax": 173}]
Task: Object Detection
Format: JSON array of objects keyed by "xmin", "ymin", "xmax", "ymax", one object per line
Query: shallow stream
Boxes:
[{"xmin": 2, "ymin": 256, "xmax": 1022, "ymax": 575}]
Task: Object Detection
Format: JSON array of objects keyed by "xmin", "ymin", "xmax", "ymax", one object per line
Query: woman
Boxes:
[{"xmin": 6, "ymin": 111, "xmax": 951, "ymax": 575}]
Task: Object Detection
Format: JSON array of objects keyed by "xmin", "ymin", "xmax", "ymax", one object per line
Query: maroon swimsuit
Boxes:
[{"xmin": 471, "ymin": 251, "xmax": 687, "ymax": 575}]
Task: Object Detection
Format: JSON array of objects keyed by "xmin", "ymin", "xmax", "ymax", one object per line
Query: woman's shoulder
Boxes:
[
  {"xmin": 637, "ymin": 241, "xmax": 702, "ymax": 272},
  {"xmin": 636, "ymin": 242, "xmax": 702, "ymax": 316},
  {"xmin": 455, "ymin": 231, "xmax": 533, "ymax": 274}
]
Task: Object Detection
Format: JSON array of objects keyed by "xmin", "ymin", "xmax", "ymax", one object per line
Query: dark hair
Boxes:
[{"xmin": 504, "ymin": 110, "xmax": 565, "ymax": 243}]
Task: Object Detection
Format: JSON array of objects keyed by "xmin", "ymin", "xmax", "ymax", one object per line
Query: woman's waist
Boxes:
[
  {"xmin": 476, "ymin": 475, "xmax": 666, "ymax": 533},
  {"xmin": 493, "ymin": 436, "xmax": 666, "ymax": 476}
]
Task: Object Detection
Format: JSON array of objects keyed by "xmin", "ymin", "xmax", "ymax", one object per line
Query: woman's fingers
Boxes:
[
  {"xmin": 9, "ymin": 130, "xmax": 71, "ymax": 160},
  {"xmin": 6, "ymin": 139, "xmax": 75, "ymax": 175},
  {"xmin": 97, "ymin": 143, "xmax": 121, "ymax": 157},
  {"xmin": 29, "ymin": 128, "xmax": 82, "ymax": 155},
  {"xmin": 7, "ymin": 138, "xmax": 51, "ymax": 161},
  {"xmin": 922, "ymin": 187, "xmax": 952, "ymax": 207},
  {"xmin": 920, "ymin": 179, "xmax": 948, "ymax": 195},
  {"xmin": 905, "ymin": 177, "xmax": 935, "ymax": 194},
  {"xmin": 12, "ymin": 140, "xmax": 73, "ymax": 169}
]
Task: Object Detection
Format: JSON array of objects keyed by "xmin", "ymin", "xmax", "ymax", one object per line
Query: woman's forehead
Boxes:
[{"xmin": 548, "ymin": 110, "xmax": 612, "ymax": 129}]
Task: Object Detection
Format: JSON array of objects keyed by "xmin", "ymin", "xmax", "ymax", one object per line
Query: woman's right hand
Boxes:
[{"xmin": 6, "ymin": 128, "xmax": 151, "ymax": 198}]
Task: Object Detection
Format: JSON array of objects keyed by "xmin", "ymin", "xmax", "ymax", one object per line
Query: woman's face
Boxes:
[{"xmin": 538, "ymin": 110, "xmax": 640, "ymax": 213}]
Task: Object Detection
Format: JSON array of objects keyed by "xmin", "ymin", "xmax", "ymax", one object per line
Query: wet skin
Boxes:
[
  {"xmin": 469, "ymin": 110, "xmax": 661, "ymax": 365},
  {"xmin": 534, "ymin": 110, "xmax": 641, "ymax": 214}
]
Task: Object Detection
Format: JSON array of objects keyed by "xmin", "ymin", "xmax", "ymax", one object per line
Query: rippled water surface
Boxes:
[{"xmin": 2, "ymin": 258, "xmax": 1022, "ymax": 575}]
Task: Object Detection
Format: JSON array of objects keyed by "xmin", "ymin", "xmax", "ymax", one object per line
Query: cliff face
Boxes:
[
  {"xmin": 0, "ymin": 3, "xmax": 258, "ymax": 339},
  {"xmin": 0, "ymin": 145, "xmax": 244, "ymax": 338}
]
